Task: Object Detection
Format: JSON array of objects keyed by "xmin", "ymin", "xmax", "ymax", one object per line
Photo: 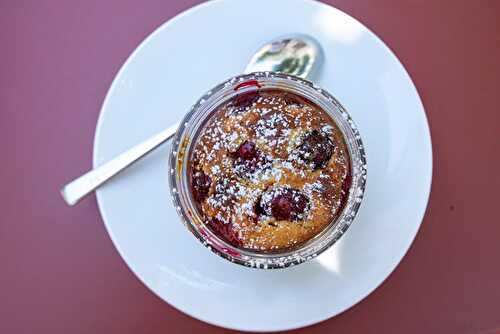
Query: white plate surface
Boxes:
[{"xmin": 94, "ymin": 0, "xmax": 432, "ymax": 331}]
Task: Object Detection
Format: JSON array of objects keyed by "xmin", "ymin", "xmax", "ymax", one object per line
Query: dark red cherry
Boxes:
[
  {"xmin": 270, "ymin": 194, "xmax": 294, "ymax": 220},
  {"xmin": 341, "ymin": 172, "xmax": 352, "ymax": 198},
  {"xmin": 254, "ymin": 195, "xmax": 265, "ymax": 217},
  {"xmin": 297, "ymin": 130, "xmax": 334, "ymax": 169},
  {"xmin": 260, "ymin": 187, "xmax": 309, "ymax": 221},
  {"xmin": 207, "ymin": 218, "xmax": 242, "ymax": 247},
  {"xmin": 192, "ymin": 171, "xmax": 211, "ymax": 202},
  {"xmin": 230, "ymin": 91, "xmax": 260, "ymax": 113},
  {"xmin": 235, "ymin": 141, "xmax": 257, "ymax": 160},
  {"xmin": 232, "ymin": 142, "xmax": 270, "ymax": 179}
]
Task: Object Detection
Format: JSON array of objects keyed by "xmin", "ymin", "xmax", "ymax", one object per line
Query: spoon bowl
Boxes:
[{"xmin": 245, "ymin": 34, "xmax": 323, "ymax": 79}]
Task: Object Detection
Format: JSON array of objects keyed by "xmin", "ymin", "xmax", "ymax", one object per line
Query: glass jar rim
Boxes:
[{"xmin": 169, "ymin": 72, "xmax": 367, "ymax": 269}]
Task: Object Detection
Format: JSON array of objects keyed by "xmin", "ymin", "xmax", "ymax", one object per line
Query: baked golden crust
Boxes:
[{"xmin": 190, "ymin": 90, "xmax": 351, "ymax": 251}]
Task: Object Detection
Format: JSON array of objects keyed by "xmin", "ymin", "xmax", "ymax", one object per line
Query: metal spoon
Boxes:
[{"xmin": 61, "ymin": 34, "xmax": 323, "ymax": 205}]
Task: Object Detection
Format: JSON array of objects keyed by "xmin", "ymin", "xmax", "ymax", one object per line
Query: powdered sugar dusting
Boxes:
[{"xmin": 190, "ymin": 89, "xmax": 351, "ymax": 251}]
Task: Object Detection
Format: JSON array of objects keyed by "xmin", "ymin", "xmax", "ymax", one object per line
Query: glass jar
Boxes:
[{"xmin": 169, "ymin": 72, "xmax": 367, "ymax": 269}]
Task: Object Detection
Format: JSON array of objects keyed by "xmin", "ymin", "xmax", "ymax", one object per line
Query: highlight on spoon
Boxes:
[{"xmin": 245, "ymin": 34, "xmax": 323, "ymax": 79}]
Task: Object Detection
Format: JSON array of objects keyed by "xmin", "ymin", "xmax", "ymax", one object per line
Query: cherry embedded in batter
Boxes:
[
  {"xmin": 235, "ymin": 141, "xmax": 257, "ymax": 160},
  {"xmin": 207, "ymin": 218, "xmax": 242, "ymax": 247},
  {"xmin": 255, "ymin": 194, "xmax": 265, "ymax": 214},
  {"xmin": 229, "ymin": 91, "xmax": 260, "ymax": 113},
  {"xmin": 260, "ymin": 187, "xmax": 310, "ymax": 221},
  {"xmin": 233, "ymin": 141, "xmax": 270, "ymax": 178},
  {"xmin": 297, "ymin": 130, "xmax": 335, "ymax": 169},
  {"xmin": 339, "ymin": 171, "xmax": 352, "ymax": 213},
  {"xmin": 192, "ymin": 170, "xmax": 211, "ymax": 202}
]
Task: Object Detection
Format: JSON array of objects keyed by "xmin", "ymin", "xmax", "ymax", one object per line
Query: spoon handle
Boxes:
[{"xmin": 61, "ymin": 123, "xmax": 178, "ymax": 206}]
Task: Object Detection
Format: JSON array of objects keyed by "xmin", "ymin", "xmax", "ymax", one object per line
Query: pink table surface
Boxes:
[{"xmin": 1, "ymin": 1, "xmax": 499, "ymax": 333}]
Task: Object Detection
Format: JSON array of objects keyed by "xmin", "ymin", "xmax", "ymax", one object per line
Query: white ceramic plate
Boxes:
[{"xmin": 94, "ymin": 0, "xmax": 432, "ymax": 331}]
